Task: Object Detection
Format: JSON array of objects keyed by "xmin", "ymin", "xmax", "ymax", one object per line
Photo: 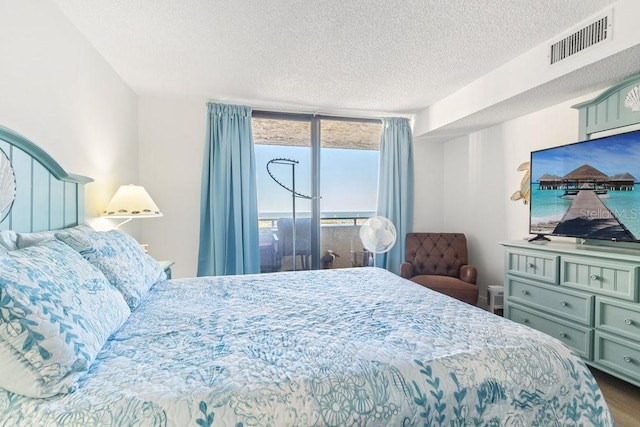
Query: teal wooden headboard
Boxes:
[
  {"xmin": 572, "ymin": 73, "xmax": 640, "ymax": 140},
  {"xmin": 0, "ymin": 125, "xmax": 92, "ymax": 232}
]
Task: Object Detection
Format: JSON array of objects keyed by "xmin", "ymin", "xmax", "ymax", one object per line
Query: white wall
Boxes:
[
  {"xmin": 413, "ymin": 0, "xmax": 640, "ymax": 138},
  {"xmin": 0, "ymin": 0, "xmax": 138, "ymax": 226},
  {"xmin": 412, "ymin": 135, "xmax": 444, "ymax": 232},
  {"xmin": 416, "ymin": 96, "xmax": 593, "ymax": 307},
  {"xmin": 138, "ymin": 96, "xmax": 207, "ymax": 278},
  {"xmin": 0, "ymin": 1, "xmax": 627, "ymax": 291},
  {"xmin": 136, "ymin": 93, "xmax": 594, "ymax": 283},
  {"xmin": 137, "ymin": 100, "xmax": 450, "ymax": 278}
]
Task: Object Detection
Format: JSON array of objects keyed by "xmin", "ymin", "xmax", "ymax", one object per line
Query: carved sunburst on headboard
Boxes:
[
  {"xmin": 0, "ymin": 149, "xmax": 16, "ymax": 222},
  {"xmin": 625, "ymin": 85, "xmax": 640, "ymax": 112}
]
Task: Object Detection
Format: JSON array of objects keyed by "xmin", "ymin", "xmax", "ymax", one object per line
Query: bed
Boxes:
[{"xmin": 0, "ymin": 125, "xmax": 614, "ymax": 426}]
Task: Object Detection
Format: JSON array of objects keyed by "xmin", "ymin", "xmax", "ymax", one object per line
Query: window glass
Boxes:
[{"xmin": 253, "ymin": 116, "xmax": 381, "ymax": 272}]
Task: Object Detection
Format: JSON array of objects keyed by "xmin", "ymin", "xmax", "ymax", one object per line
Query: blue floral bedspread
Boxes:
[{"xmin": 0, "ymin": 267, "xmax": 613, "ymax": 426}]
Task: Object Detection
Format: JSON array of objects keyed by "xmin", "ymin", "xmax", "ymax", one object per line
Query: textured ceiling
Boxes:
[
  {"xmin": 52, "ymin": 0, "xmax": 617, "ymax": 118},
  {"xmin": 419, "ymin": 44, "xmax": 640, "ymax": 142}
]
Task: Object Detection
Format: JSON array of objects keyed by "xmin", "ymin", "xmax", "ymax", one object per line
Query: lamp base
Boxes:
[{"xmin": 115, "ymin": 217, "xmax": 133, "ymax": 229}]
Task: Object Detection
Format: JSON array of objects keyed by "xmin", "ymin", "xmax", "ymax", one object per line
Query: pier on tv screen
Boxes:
[{"xmin": 530, "ymin": 129, "xmax": 640, "ymax": 242}]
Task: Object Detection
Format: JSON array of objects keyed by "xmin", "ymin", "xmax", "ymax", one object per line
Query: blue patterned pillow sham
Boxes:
[
  {"xmin": 55, "ymin": 230, "xmax": 166, "ymax": 310},
  {"xmin": 0, "ymin": 239, "xmax": 131, "ymax": 398}
]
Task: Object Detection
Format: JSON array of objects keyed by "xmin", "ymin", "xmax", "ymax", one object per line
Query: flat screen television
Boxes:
[{"xmin": 529, "ymin": 129, "xmax": 640, "ymax": 242}]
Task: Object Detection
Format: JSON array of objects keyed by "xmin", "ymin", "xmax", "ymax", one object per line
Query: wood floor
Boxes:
[{"xmin": 590, "ymin": 367, "xmax": 640, "ymax": 426}]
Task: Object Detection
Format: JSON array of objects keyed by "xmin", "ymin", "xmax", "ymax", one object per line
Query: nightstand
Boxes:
[{"xmin": 158, "ymin": 260, "xmax": 175, "ymax": 279}]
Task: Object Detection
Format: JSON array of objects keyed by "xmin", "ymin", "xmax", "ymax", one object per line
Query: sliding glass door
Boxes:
[
  {"xmin": 253, "ymin": 116, "xmax": 312, "ymax": 272},
  {"xmin": 318, "ymin": 119, "xmax": 380, "ymax": 269},
  {"xmin": 253, "ymin": 113, "xmax": 381, "ymax": 272}
]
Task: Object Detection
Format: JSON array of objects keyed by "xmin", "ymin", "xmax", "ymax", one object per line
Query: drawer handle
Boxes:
[
  {"xmin": 624, "ymin": 356, "xmax": 633, "ymax": 363},
  {"xmin": 521, "ymin": 318, "xmax": 529, "ymax": 324},
  {"xmin": 521, "ymin": 290, "xmax": 529, "ymax": 296},
  {"xmin": 590, "ymin": 274, "xmax": 599, "ymax": 281},
  {"xmin": 625, "ymin": 318, "xmax": 634, "ymax": 326},
  {"xmin": 559, "ymin": 332, "xmax": 568, "ymax": 339},
  {"xmin": 560, "ymin": 301, "xmax": 568, "ymax": 307},
  {"xmin": 527, "ymin": 263, "xmax": 536, "ymax": 269}
]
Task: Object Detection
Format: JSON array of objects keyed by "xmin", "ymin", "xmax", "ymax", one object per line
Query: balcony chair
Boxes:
[
  {"xmin": 400, "ymin": 233, "xmax": 478, "ymax": 305},
  {"xmin": 259, "ymin": 227, "xmax": 280, "ymax": 272},
  {"xmin": 276, "ymin": 217, "xmax": 311, "ymax": 270}
]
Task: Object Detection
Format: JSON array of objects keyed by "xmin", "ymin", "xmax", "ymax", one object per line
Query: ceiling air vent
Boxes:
[{"xmin": 549, "ymin": 12, "xmax": 612, "ymax": 65}]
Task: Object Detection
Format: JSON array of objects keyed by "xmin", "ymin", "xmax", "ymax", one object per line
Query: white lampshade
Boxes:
[{"xmin": 102, "ymin": 185, "xmax": 162, "ymax": 218}]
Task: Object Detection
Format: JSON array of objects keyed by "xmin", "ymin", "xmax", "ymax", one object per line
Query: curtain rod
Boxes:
[
  {"xmin": 252, "ymin": 110, "xmax": 383, "ymax": 124},
  {"xmin": 206, "ymin": 100, "xmax": 400, "ymax": 123}
]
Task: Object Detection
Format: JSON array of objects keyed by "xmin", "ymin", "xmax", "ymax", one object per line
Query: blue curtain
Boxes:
[
  {"xmin": 197, "ymin": 103, "xmax": 260, "ymax": 276},
  {"xmin": 376, "ymin": 117, "xmax": 414, "ymax": 274}
]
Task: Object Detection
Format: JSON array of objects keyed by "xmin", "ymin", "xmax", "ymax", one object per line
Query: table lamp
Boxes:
[{"xmin": 102, "ymin": 184, "xmax": 163, "ymax": 229}]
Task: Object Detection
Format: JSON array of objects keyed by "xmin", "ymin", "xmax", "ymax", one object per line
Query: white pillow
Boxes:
[{"xmin": 0, "ymin": 240, "xmax": 131, "ymax": 397}]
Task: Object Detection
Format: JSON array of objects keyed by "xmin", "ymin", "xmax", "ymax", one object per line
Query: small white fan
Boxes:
[{"xmin": 359, "ymin": 216, "xmax": 396, "ymax": 267}]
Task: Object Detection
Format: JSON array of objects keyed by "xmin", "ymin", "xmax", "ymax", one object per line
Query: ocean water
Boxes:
[{"xmin": 530, "ymin": 184, "xmax": 640, "ymax": 238}]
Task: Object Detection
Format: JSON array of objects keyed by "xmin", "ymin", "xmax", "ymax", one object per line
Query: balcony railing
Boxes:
[
  {"xmin": 259, "ymin": 211, "xmax": 375, "ymax": 272},
  {"xmin": 259, "ymin": 211, "xmax": 375, "ymax": 227}
]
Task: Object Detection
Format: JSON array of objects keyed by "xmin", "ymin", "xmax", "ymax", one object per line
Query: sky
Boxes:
[
  {"xmin": 255, "ymin": 145, "xmax": 379, "ymax": 216},
  {"xmin": 531, "ymin": 131, "xmax": 640, "ymax": 182}
]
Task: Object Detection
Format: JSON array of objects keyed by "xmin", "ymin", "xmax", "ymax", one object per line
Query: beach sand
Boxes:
[{"xmin": 531, "ymin": 221, "xmax": 560, "ymax": 233}]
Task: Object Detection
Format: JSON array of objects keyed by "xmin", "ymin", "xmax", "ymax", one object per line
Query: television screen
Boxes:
[{"xmin": 530, "ymin": 129, "xmax": 640, "ymax": 242}]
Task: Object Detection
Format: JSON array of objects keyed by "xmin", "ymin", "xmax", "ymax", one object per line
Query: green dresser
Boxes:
[{"xmin": 502, "ymin": 240, "xmax": 640, "ymax": 387}]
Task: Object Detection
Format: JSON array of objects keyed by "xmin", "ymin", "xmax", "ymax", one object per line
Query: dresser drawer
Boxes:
[
  {"xmin": 562, "ymin": 257, "xmax": 638, "ymax": 301},
  {"xmin": 596, "ymin": 297, "xmax": 640, "ymax": 341},
  {"xmin": 507, "ymin": 304, "xmax": 592, "ymax": 360},
  {"xmin": 505, "ymin": 250, "xmax": 559, "ymax": 284},
  {"xmin": 507, "ymin": 277, "xmax": 593, "ymax": 326},
  {"xmin": 594, "ymin": 331, "xmax": 640, "ymax": 382}
]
